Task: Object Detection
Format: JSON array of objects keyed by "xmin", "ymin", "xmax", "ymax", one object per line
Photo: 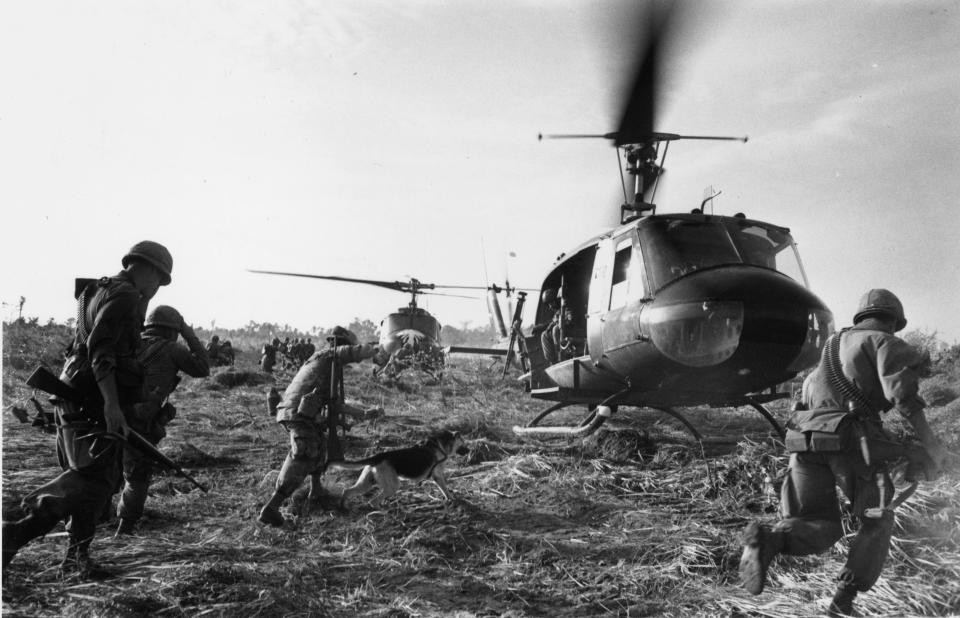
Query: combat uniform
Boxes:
[
  {"xmin": 259, "ymin": 337, "xmax": 378, "ymax": 526},
  {"xmin": 4, "ymin": 273, "xmax": 146, "ymax": 567},
  {"xmin": 117, "ymin": 320, "xmax": 209, "ymax": 531},
  {"xmin": 779, "ymin": 323, "xmax": 925, "ymax": 584},
  {"xmin": 739, "ymin": 290, "xmax": 943, "ymax": 616}
]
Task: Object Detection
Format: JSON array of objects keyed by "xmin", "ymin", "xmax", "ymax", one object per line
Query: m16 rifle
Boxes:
[{"xmin": 26, "ymin": 366, "xmax": 209, "ymax": 493}]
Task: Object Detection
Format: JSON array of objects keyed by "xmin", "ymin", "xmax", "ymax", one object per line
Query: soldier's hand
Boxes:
[{"xmin": 104, "ymin": 402, "xmax": 129, "ymax": 437}]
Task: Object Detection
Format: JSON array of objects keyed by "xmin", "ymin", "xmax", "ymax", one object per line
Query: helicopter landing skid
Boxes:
[{"xmin": 746, "ymin": 399, "xmax": 786, "ymax": 439}]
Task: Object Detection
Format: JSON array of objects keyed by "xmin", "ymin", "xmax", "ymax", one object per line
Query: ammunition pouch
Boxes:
[
  {"xmin": 296, "ymin": 389, "xmax": 325, "ymax": 421},
  {"xmin": 784, "ymin": 408, "xmax": 858, "ymax": 453}
]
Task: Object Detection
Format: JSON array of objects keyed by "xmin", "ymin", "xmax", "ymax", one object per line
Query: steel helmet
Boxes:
[
  {"xmin": 853, "ymin": 288, "xmax": 906, "ymax": 331},
  {"xmin": 327, "ymin": 325, "xmax": 359, "ymax": 346},
  {"xmin": 145, "ymin": 305, "xmax": 183, "ymax": 330},
  {"xmin": 122, "ymin": 240, "xmax": 173, "ymax": 285}
]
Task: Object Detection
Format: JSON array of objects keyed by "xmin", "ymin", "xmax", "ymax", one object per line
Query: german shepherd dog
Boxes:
[{"xmin": 329, "ymin": 430, "xmax": 469, "ymax": 507}]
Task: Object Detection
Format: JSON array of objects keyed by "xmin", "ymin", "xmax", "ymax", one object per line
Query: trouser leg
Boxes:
[
  {"xmin": 834, "ymin": 459, "xmax": 894, "ymax": 592},
  {"xmin": 117, "ymin": 442, "xmax": 154, "ymax": 526},
  {"xmin": 774, "ymin": 453, "xmax": 845, "ymax": 555},
  {"xmin": 259, "ymin": 421, "xmax": 323, "ymax": 525}
]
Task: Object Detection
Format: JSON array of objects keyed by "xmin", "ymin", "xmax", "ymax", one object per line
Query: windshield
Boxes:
[{"xmin": 638, "ymin": 216, "xmax": 808, "ymax": 291}]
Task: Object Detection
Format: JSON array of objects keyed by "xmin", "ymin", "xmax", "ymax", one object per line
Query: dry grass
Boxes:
[{"xmin": 4, "ymin": 340, "xmax": 960, "ymax": 617}]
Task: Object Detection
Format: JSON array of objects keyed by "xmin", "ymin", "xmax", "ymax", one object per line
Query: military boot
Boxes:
[
  {"xmin": 114, "ymin": 518, "xmax": 137, "ymax": 537},
  {"xmin": 739, "ymin": 522, "xmax": 784, "ymax": 594},
  {"xmin": 828, "ymin": 584, "xmax": 859, "ymax": 617},
  {"xmin": 2, "ymin": 512, "xmax": 60, "ymax": 570},
  {"xmin": 257, "ymin": 492, "xmax": 287, "ymax": 527}
]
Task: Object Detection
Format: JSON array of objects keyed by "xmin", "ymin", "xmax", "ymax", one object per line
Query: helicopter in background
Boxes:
[
  {"xmin": 247, "ymin": 271, "xmax": 492, "ymax": 380},
  {"xmin": 510, "ymin": 2, "xmax": 834, "ymax": 444}
]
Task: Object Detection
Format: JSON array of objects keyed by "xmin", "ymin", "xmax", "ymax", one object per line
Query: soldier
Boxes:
[
  {"xmin": 739, "ymin": 289, "xmax": 950, "ymax": 616},
  {"xmin": 261, "ymin": 338, "xmax": 280, "ymax": 373},
  {"xmin": 219, "ymin": 340, "xmax": 235, "ymax": 366},
  {"xmin": 2, "ymin": 241, "xmax": 173, "ymax": 573},
  {"xmin": 304, "ymin": 338, "xmax": 316, "ymax": 359},
  {"xmin": 206, "ymin": 335, "xmax": 222, "ymax": 365},
  {"xmin": 115, "ymin": 305, "xmax": 209, "ymax": 536},
  {"xmin": 258, "ymin": 326, "xmax": 385, "ymax": 527}
]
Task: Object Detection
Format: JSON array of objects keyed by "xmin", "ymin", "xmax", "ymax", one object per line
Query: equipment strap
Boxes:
[{"xmin": 823, "ymin": 329, "xmax": 873, "ymax": 415}]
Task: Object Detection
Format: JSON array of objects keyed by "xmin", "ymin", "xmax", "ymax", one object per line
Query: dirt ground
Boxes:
[{"xmin": 3, "ymin": 347, "xmax": 960, "ymax": 617}]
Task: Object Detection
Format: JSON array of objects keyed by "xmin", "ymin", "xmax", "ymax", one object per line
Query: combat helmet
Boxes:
[
  {"xmin": 327, "ymin": 326, "xmax": 359, "ymax": 346},
  {"xmin": 853, "ymin": 288, "xmax": 906, "ymax": 332},
  {"xmin": 122, "ymin": 240, "xmax": 173, "ymax": 286},
  {"xmin": 145, "ymin": 305, "xmax": 183, "ymax": 330}
]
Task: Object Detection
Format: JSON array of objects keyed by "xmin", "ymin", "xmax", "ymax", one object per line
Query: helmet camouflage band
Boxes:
[
  {"xmin": 853, "ymin": 288, "xmax": 906, "ymax": 332},
  {"xmin": 122, "ymin": 240, "xmax": 173, "ymax": 285}
]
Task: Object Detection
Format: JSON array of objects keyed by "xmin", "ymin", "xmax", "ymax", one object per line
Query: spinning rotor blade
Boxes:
[
  {"xmin": 420, "ymin": 291, "xmax": 480, "ymax": 300},
  {"xmin": 247, "ymin": 270, "xmax": 405, "ymax": 293},
  {"xmin": 613, "ymin": 1, "xmax": 672, "ymax": 147}
]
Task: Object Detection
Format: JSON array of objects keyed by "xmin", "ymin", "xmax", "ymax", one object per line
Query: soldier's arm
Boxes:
[
  {"xmin": 880, "ymin": 337, "xmax": 949, "ymax": 469},
  {"xmin": 87, "ymin": 287, "xmax": 140, "ymax": 435},
  {"xmin": 337, "ymin": 343, "xmax": 379, "ymax": 365},
  {"xmin": 173, "ymin": 322, "xmax": 210, "ymax": 378}
]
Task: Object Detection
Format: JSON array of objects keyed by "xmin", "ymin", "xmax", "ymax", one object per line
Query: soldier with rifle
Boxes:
[
  {"xmin": 739, "ymin": 289, "xmax": 951, "ymax": 616},
  {"xmin": 115, "ymin": 304, "xmax": 209, "ymax": 536},
  {"xmin": 258, "ymin": 326, "xmax": 385, "ymax": 527},
  {"xmin": 2, "ymin": 241, "xmax": 173, "ymax": 574}
]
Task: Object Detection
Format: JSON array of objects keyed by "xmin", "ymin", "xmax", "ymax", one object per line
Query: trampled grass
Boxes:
[{"xmin": 3, "ymin": 328, "xmax": 960, "ymax": 617}]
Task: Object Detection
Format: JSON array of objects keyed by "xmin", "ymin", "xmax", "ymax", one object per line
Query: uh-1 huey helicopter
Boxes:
[
  {"xmin": 247, "ymin": 271, "xmax": 491, "ymax": 380},
  {"xmin": 507, "ymin": 1, "xmax": 835, "ymax": 444}
]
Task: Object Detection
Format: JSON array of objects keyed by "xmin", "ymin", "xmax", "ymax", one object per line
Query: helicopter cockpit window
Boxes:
[
  {"xmin": 639, "ymin": 219, "xmax": 741, "ymax": 290},
  {"xmin": 726, "ymin": 222, "xmax": 809, "ymax": 286}
]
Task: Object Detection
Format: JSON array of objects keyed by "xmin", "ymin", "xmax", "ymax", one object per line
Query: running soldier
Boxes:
[{"xmin": 738, "ymin": 289, "xmax": 950, "ymax": 616}]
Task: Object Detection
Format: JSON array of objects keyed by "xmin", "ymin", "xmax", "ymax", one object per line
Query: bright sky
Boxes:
[{"xmin": 2, "ymin": 1, "xmax": 958, "ymax": 343}]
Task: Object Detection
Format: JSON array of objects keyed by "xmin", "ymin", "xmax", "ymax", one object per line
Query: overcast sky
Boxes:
[{"xmin": 2, "ymin": 1, "xmax": 958, "ymax": 343}]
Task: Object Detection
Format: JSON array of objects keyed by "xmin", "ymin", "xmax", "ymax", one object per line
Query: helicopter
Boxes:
[
  {"xmin": 508, "ymin": 2, "xmax": 835, "ymax": 445},
  {"xmin": 247, "ymin": 271, "xmax": 495, "ymax": 380}
]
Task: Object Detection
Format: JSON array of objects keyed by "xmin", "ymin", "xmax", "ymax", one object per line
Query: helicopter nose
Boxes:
[{"xmin": 639, "ymin": 265, "xmax": 832, "ymax": 370}]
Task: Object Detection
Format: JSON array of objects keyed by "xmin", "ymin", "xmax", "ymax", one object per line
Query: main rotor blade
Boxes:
[
  {"xmin": 614, "ymin": 2, "xmax": 676, "ymax": 146},
  {"xmin": 247, "ymin": 270, "xmax": 404, "ymax": 293},
  {"xmin": 421, "ymin": 291, "xmax": 480, "ymax": 300}
]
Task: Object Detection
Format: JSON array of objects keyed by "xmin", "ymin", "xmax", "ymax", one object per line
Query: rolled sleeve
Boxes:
[
  {"xmin": 87, "ymin": 288, "xmax": 141, "ymax": 382},
  {"xmin": 877, "ymin": 338, "xmax": 926, "ymax": 417}
]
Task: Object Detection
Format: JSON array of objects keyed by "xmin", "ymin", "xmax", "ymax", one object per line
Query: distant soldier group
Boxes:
[
  {"xmin": 259, "ymin": 336, "xmax": 315, "ymax": 373},
  {"xmin": 206, "ymin": 335, "xmax": 235, "ymax": 367}
]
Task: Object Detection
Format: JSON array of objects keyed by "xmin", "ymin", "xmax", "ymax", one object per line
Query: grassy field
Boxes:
[{"xmin": 3, "ymin": 322, "xmax": 960, "ymax": 617}]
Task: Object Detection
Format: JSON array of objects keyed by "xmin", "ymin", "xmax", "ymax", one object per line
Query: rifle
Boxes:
[
  {"xmin": 26, "ymin": 366, "xmax": 209, "ymax": 493},
  {"xmin": 326, "ymin": 348, "xmax": 345, "ymax": 462},
  {"xmin": 863, "ymin": 437, "xmax": 936, "ymax": 519}
]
